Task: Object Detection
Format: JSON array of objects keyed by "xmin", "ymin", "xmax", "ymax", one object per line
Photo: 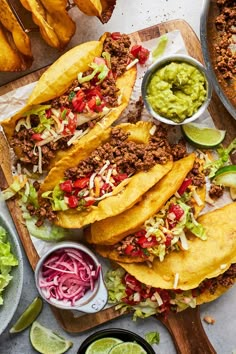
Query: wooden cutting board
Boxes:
[{"xmin": 1, "ymin": 19, "xmax": 235, "ymax": 354}]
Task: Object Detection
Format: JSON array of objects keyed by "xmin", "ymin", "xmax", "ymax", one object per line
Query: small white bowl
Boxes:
[
  {"xmin": 141, "ymin": 54, "xmax": 212, "ymax": 125},
  {"xmin": 35, "ymin": 242, "xmax": 107, "ymax": 313}
]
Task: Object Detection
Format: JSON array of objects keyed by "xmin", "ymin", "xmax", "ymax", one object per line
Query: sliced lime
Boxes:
[
  {"xmin": 30, "ymin": 321, "xmax": 73, "ymax": 354},
  {"xmin": 85, "ymin": 337, "xmax": 123, "ymax": 354},
  {"xmin": 213, "ymin": 165, "xmax": 236, "ymax": 187},
  {"xmin": 182, "ymin": 123, "xmax": 226, "ymax": 148},
  {"xmin": 230, "ymin": 186, "xmax": 236, "ymax": 200},
  {"xmin": 10, "ymin": 297, "xmax": 43, "ymax": 333},
  {"xmin": 108, "ymin": 342, "xmax": 147, "ymax": 354}
]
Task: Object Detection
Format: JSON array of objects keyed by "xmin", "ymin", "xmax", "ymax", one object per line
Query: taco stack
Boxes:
[
  {"xmin": 30, "ymin": 121, "xmax": 175, "ymax": 228},
  {"xmin": 1, "ymin": 32, "xmax": 137, "ymax": 173},
  {"xmin": 105, "ymin": 203, "xmax": 236, "ymax": 318},
  {"xmin": 86, "ymin": 154, "xmax": 207, "ymax": 262}
]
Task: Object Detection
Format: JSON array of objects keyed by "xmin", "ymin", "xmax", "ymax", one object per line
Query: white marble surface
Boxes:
[{"xmin": 0, "ymin": 1, "xmax": 236, "ymax": 353}]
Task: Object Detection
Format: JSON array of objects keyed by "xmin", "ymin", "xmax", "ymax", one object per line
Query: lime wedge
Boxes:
[
  {"xmin": 108, "ymin": 342, "xmax": 147, "ymax": 354},
  {"xmin": 30, "ymin": 321, "xmax": 73, "ymax": 354},
  {"xmin": 10, "ymin": 297, "xmax": 43, "ymax": 333},
  {"xmin": 213, "ymin": 165, "xmax": 236, "ymax": 187},
  {"xmin": 85, "ymin": 337, "xmax": 123, "ymax": 354},
  {"xmin": 182, "ymin": 123, "xmax": 226, "ymax": 148}
]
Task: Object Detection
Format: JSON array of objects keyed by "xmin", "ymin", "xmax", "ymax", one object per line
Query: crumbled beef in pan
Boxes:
[
  {"xmin": 127, "ymin": 97, "xmax": 144, "ymax": 123},
  {"xmin": 64, "ymin": 127, "xmax": 172, "ymax": 180},
  {"xmin": 214, "ymin": 0, "xmax": 236, "ymax": 80},
  {"xmin": 209, "ymin": 183, "xmax": 224, "ymax": 199}
]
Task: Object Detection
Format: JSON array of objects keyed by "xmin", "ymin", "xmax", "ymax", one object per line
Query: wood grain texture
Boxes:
[{"xmin": 0, "ymin": 20, "xmax": 234, "ymax": 352}]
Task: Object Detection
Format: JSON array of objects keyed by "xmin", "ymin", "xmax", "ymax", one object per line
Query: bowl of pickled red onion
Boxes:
[{"xmin": 35, "ymin": 242, "xmax": 107, "ymax": 313}]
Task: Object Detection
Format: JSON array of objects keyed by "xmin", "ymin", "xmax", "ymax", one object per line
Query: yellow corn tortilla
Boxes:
[
  {"xmin": 39, "ymin": 121, "xmax": 173, "ymax": 228},
  {"xmin": 86, "ymin": 153, "xmax": 198, "ymax": 245},
  {"xmin": 0, "ymin": 25, "xmax": 24, "ymax": 71},
  {"xmin": 1, "ymin": 38, "xmax": 137, "ymax": 167},
  {"xmin": 196, "ymin": 279, "xmax": 236, "ymax": 306},
  {"xmin": 117, "ymin": 202, "xmax": 236, "ymax": 290}
]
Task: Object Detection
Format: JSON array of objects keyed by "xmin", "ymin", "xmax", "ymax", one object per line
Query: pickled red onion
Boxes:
[{"xmin": 38, "ymin": 248, "xmax": 100, "ymax": 306}]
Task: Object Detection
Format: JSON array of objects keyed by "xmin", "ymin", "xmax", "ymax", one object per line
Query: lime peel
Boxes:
[
  {"xmin": 85, "ymin": 337, "xmax": 123, "ymax": 354},
  {"xmin": 182, "ymin": 123, "xmax": 226, "ymax": 148},
  {"xmin": 10, "ymin": 297, "xmax": 43, "ymax": 334},
  {"xmin": 108, "ymin": 342, "xmax": 147, "ymax": 354},
  {"xmin": 30, "ymin": 321, "xmax": 73, "ymax": 354},
  {"xmin": 213, "ymin": 165, "xmax": 236, "ymax": 188}
]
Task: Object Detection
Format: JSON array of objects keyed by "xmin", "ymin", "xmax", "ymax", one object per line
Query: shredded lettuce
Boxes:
[
  {"xmin": 42, "ymin": 184, "xmax": 68, "ymax": 211},
  {"xmin": 152, "ymin": 35, "xmax": 168, "ymax": 62},
  {"xmin": 105, "ymin": 268, "xmax": 126, "ymax": 303},
  {"xmin": 145, "ymin": 331, "xmax": 160, "ymax": 345},
  {"xmin": 205, "ymin": 137, "xmax": 236, "ymax": 178},
  {"xmin": 0, "ymin": 175, "xmax": 27, "ymax": 201},
  {"xmin": 0, "ymin": 226, "xmax": 18, "ymax": 305},
  {"xmin": 22, "ymin": 105, "xmax": 51, "ymax": 118},
  {"xmin": 78, "ymin": 61, "xmax": 109, "ymax": 84}
]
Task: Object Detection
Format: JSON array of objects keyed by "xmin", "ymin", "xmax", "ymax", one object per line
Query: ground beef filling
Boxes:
[
  {"xmin": 187, "ymin": 160, "xmax": 206, "ymax": 188},
  {"xmin": 215, "ymin": 0, "xmax": 236, "ymax": 80},
  {"xmin": 28, "ymin": 126, "xmax": 173, "ymax": 226},
  {"xmin": 199, "ymin": 264, "xmax": 236, "ymax": 294}
]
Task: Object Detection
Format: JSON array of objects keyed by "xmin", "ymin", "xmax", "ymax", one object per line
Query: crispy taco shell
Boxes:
[
  {"xmin": 39, "ymin": 121, "xmax": 173, "ymax": 228},
  {"xmin": 20, "ymin": 0, "xmax": 75, "ymax": 49},
  {"xmin": 117, "ymin": 202, "xmax": 236, "ymax": 290},
  {"xmin": 74, "ymin": 0, "xmax": 116, "ymax": 23},
  {"xmin": 1, "ymin": 39, "xmax": 136, "ymax": 167},
  {"xmin": 86, "ymin": 154, "xmax": 197, "ymax": 245},
  {"xmin": 0, "ymin": 25, "xmax": 25, "ymax": 71}
]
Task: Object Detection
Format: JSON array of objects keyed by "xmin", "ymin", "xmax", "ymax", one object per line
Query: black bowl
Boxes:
[{"xmin": 78, "ymin": 328, "xmax": 156, "ymax": 353}]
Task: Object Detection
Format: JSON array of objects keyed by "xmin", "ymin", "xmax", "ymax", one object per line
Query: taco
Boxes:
[
  {"xmin": 30, "ymin": 121, "xmax": 174, "ymax": 228},
  {"xmin": 105, "ymin": 202, "xmax": 236, "ymax": 318},
  {"xmin": 1, "ymin": 32, "xmax": 137, "ymax": 173},
  {"xmin": 74, "ymin": 0, "xmax": 116, "ymax": 23},
  {"xmin": 87, "ymin": 154, "xmax": 206, "ymax": 262}
]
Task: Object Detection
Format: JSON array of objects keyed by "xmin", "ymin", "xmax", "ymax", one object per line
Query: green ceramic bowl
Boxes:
[{"xmin": 0, "ymin": 212, "xmax": 23, "ymax": 334}]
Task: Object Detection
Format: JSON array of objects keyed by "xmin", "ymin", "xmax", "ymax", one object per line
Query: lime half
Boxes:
[
  {"xmin": 213, "ymin": 165, "xmax": 236, "ymax": 187},
  {"xmin": 108, "ymin": 342, "xmax": 147, "ymax": 354},
  {"xmin": 30, "ymin": 321, "xmax": 73, "ymax": 354},
  {"xmin": 85, "ymin": 337, "xmax": 123, "ymax": 354},
  {"xmin": 10, "ymin": 297, "xmax": 43, "ymax": 333},
  {"xmin": 182, "ymin": 123, "xmax": 226, "ymax": 148}
]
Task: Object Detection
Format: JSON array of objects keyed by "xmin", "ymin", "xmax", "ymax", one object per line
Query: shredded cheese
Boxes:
[
  {"xmin": 126, "ymin": 58, "xmax": 139, "ymax": 70},
  {"xmin": 38, "ymin": 146, "xmax": 42, "ymax": 174},
  {"xmin": 192, "ymin": 188, "xmax": 203, "ymax": 206},
  {"xmin": 149, "ymin": 125, "xmax": 157, "ymax": 136},
  {"xmin": 89, "ymin": 172, "xmax": 97, "ymax": 190},
  {"xmin": 179, "ymin": 231, "xmax": 189, "ymax": 250},
  {"xmin": 173, "ymin": 273, "xmax": 179, "ymax": 289},
  {"xmin": 153, "ymin": 292, "xmax": 163, "ymax": 306}
]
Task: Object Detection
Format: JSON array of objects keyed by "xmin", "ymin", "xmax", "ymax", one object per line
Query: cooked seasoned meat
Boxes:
[
  {"xmin": 187, "ymin": 160, "xmax": 206, "ymax": 188},
  {"xmin": 171, "ymin": 138, "xmax": 187, "ymax": 161},
  {"xmin": 127, "ymin": 97, "xmax": 144, "ymax": 123},
  {"xmin": 209, "ymin": 183, "xmax": 224, "ymax": 199}
]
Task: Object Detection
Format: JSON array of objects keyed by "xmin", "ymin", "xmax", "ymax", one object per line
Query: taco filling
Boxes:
[
  {"xmin": 10, "ymin": 33, "xmax": 134, "ymax": 172},
  {"xmin": 112, "ymin": 163, "xmax": 206, "ymax": 261},
  {"xmin": 29, "ymin": 125, "xmax": 173, "ymax": 226},
  {"xmin": 105, "ymin": 265, "xmax": 236, "ymax": 319}
]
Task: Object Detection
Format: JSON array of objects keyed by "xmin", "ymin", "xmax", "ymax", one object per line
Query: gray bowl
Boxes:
[
  {"xmin": 0, "ymin": 214, "xmax": 23, "ymax": 335},
  {"xmin": 141, "ymin": 54, "xmax": 212, "ymax": 125}
]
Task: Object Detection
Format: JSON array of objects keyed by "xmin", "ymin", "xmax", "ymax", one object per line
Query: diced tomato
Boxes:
[
  {"xmin": 107, "ymin": 70, "xmax": 114, "ymax": 80},
  {"xmin": 87, "ymin": 97, "xmax": 97, "ymax": 111},
  {"xmin": 94, "ymin": 57, "xmax": 106, "ymax": 65},
  {"xmin": 72, "ymin": 90, "xmax": 86, "ymax": 112},
  {"xmin": 60, "ymin": 180, "xmax": 73, "ymax": 193},
  {"xmin": 124, "ymin": 244, "xmax": 135, "ymax": 255},
  {"xmin": 46, "ymin": 109, "xmax": 52, "ymax": 118},
  {"xmin": 177, "ymin": 178, "xmax": 192, "ymax": 195},
  {"xmin": 138, "ymin": 47, "xmax": 150, "ymax": 64},
  {"xmin": 130, "ymin": 45, "xmax": 150, "ymax": 64},
  {"xmin": 68, "ymin": 195, "xmax": 78, "ymax": 208},
  {"xmin": 130, "ymin": 45, "xmax": 142, "ymax": 57},
  {"xmin": 73, "ymin": 177, "xmax": 90, "ymax": 189},
  {"xmin": 111, "ymin": 32, "xmax": 122, "ymax": 40},
  {"xmin": 165, "ymin": 234, "xmax": 172, "ymax": 247},
  {"xmin": 101, "ymin": 183, "xmax": 111, "ymax": 193},
  {"xmin": 134, "ymin": 229, "xmax": 146, "ymax": 238},
  {"xmin": 85, "ymin": 200, "xmax": 95, "ymax": 207},
  {"xmin": 67, "ymin": 117, "xmax": 77, "ymax": 134},
  {"xmin": 124, "ymin": 274, "xmax": 142, "ymax": 292},
  {"xmin": 31, "ymin": 133, "xmax": 43, "ymax": 141},
  {"xmin": 168, "ymin": 203, "xmax": 184, "ymax": 221},
  {"xmin": 137, "ymin": 235, "xmax": 158, "ymax": 248},
  {"xmin": 86, "ymin": 87, "xmax": 102, "ymax": 99},
  {"xmin": 113, "ymin": 173, "xmax": 128, "ymax": 184}
]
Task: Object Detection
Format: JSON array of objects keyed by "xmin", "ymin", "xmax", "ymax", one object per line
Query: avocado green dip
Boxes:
[{"xmin": 146, "ymin": 62, "xmax": 207, "ymax": 123}]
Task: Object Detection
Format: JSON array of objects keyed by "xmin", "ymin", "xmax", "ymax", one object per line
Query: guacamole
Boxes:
[{"xmin": 146, "ymin": 62, "xmax": 207, "ymax": 123}]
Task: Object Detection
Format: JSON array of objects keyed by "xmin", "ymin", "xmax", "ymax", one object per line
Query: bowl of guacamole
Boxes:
[{"xmin": 141, "ymin": 54, "xmax": 212, "ymax": 125}]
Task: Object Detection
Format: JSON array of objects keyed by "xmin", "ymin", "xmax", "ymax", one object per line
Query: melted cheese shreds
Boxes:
[{"xmin": 173, "ymin": 273, "xmax": 179, "ymax": 289}]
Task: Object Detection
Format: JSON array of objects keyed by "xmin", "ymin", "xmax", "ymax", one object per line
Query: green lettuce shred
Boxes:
[{"xmin": 145, "ymin": 331, "xmax": 160, "ymax": 345}]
